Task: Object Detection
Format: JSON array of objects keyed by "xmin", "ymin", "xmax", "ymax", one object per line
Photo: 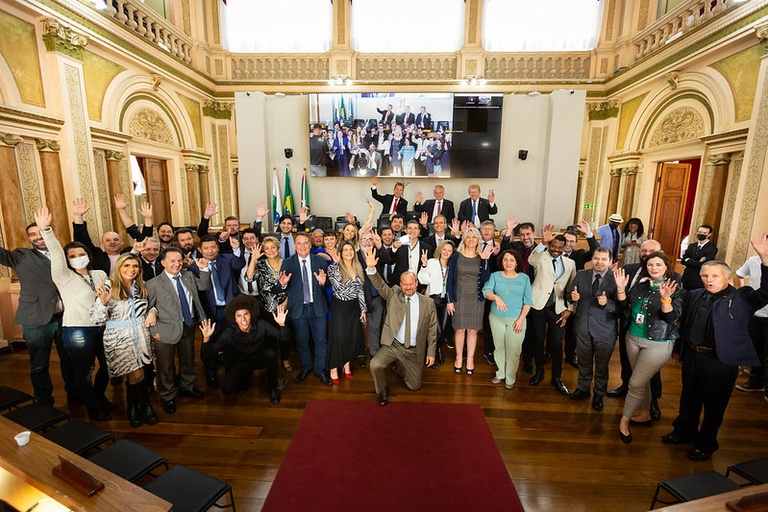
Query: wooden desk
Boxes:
[
  {"xmin": 0, "ymin": 416, "xmax": 170, "ymax": 511},
  {"xmin": 653, "ymin": 483, "xmax": 768, "ymax": 511}
]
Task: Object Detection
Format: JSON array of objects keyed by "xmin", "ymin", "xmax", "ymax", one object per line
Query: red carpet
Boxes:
[{"xmin": 263, "ymin": 400, "xmax": 523, "ymax": 512}]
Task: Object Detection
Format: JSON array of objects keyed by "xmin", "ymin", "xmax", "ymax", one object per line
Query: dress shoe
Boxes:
[
  {"xmin": 661, "ymin": 432, "xmax": 693, "ymax": 445},
  {"xmin": 735, "ymin": 380, "xmax": 765, "ymax": 392},
  {"xmin": 484, "ymin": 352, "xmax": 497, "ymax": 366},
  {"xmin": 569, "ymin": 388, "xmax": 590, "ymax": 400},
  {"xmin": 592, "ymin": 396, "xmax": 604, "ymax": 411},
  {"xmin": 87, "ymin": 406, "xmax": 113, "ymax": 422},
  {"xmin": 552, "ymin": 378, "xmax": 569, "ymax": 396},
  {"xmin": 523, "ymin": 361, "xmax": 534, "ymax": 374},
  {"xmin": 619, "ymin": 428, "xmax": 632, "ymax": 444},
  {"xmin": 357, "ymin": 356, "xmax": 366, "ymax": 369},
  {"xmin": 100, "ymin": 397, "xmax": 118, "ymax": 411},
  {"xmin": 269, "ymin": 387, "xmax": 281, "ymax": 405},
  {"xmin": 650, "ymin": 400, "xmax": 662, "ymax": 421},
  {"xmin": 688, "ymin": 447, "xmax": 712, "ymax": 461},
  {"xmin": 344, "ymin": 371, "xmax": 353, "ymax": 379},
  {"xmin": 206, "ymin": 375, "xmax": 219, "ymax": 389},
  {"xmin": 179, "ymin": 387, "xmax": 204, "ymax": 398},
  {"xmin": 607, "ymin": 385, "xmax": 628, "ymax": 398},
  {"xmin": 530, "ymin": 371, "xmax": 544, "ymax": 386},
  {"xmin": 295, "ymin": 370, "xmax": 312, "ymax": 384},
  {"xmin": 163, "ymin": 399, "xmax": 177, "ymax": 414},
  {"xmin": 504, "ymin": 383, "xmax": 515, "ymax": 390},
  {"xmin": 377, "ymin": 386, "xmax": 389, "ymax": 406},
  {"xmin": 317, "ymin": 374, "xmax": 333, "ymax": 386},
  {"xmin": 491, "ymin": 376, "xmax": 504, "ymax": 385},
  {"xmin": 565, "ymin": 355, "xmax": 579, "ymax": 369}
]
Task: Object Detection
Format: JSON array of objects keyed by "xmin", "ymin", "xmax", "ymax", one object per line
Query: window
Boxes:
[
  {"xmin": 351, "ymin": 0, "xmax": 464, "ymax": 53},
  {"xmin": 223, "ymin": 0, "xmax": 332, "ymax": 53},
  {"xmin": 483, "ymin": 0, "xmax": 603, "ymax": 52}
]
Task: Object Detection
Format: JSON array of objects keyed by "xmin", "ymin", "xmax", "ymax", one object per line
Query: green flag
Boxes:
[{"xmin": 283, "ymin": 167, "xmax": 295, "ymax": 216}]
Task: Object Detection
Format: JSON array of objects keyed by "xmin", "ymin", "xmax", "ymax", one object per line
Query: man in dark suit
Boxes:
[
  {"xmin": 371, "ymin": 175, "xmax": 408, "ymax": 216},
  {"xmin": 276, "ymin": 232, "xmax": 333, "ymax": 386},
  {"xmin": 190, "ymin": 235, "xmax": 245, "ymax": 388},
  {"xmin": 72, "ymin": 197, "xmax": 124, "ymax": 275},
  {"xmin": 416, "ymin": 106, "xmax": 432, "ymax": 130},
  {"xmin": 197, "ymin": 202, "xmax": 243, "ymax": 254},
  {"xmin": 391, "ymin": 220, "xmax": 429, "ymax": 285},
  {"xmin": 0, "ymin": 223, "xmax": 72, "ymax": 404},
  {"xmin": 419, "ymin": 214, "xmax": 459, "ymax": 257},
  {"xmin": 566, "ymin": 248, "xmax": 625, "ymax": 412},
  {"xmin": 663, "ymin": 235, "xmax": 768, "ymax": 461},
  {"xmin": 364, "ymin": 248, "xmax": 437, "ymax": 405},
  {"xmin": 147, "ymin": 247, "xmax": 211, "ymax": 414},
  {"xmin": 397, "ymin": 106, "xmax": 415, "ymax": 127},
  {"xmin": 135, "ymin": 237, "xmax": 163, "ymax": 281},
  {"xmin": 175, "ymin": 228, "xmax": 202, "ymax": 261},
  {"xmin": 377, "ymin": 104, "xmax": 395, "ymax": 125},
  {"xmin": 680, "ymin": 224, "xmax": 718, "ymax": 290},
  {"xmin": 479, "ymin": 220, "xmax": 502, "ymax": 365},
  {"xmin": 458, "ymin": 184, "xmax": 497, "ymax": 226},
  {"xmin": 413, "ymin": 185, "xmax": 455, "ymax": 224}
]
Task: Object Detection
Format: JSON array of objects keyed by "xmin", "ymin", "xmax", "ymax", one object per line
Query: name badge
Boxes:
[{"xmin": 635, "ymin": 313, "xmax": 645, "ymax": 325}]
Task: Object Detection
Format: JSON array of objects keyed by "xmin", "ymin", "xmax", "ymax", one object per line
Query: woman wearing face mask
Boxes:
[{"xmin": 34, "ymin": 208, "xmax": 113, "ymax": 421}]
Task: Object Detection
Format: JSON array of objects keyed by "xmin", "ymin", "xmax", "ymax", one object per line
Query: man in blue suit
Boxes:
[
  {"xmin": 190, "ymin": 235, "xmax": 245, "ymax": 388},
  {"xmin": 277, "ymin": 232, "xmax": 333, "ymax": 386}
]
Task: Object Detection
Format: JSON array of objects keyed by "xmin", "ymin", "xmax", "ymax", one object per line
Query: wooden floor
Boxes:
[{"xmin": 1, "ymin": 338, "xmax": 767, "ymax": 512}]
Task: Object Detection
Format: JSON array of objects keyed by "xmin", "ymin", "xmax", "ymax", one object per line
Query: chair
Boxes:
[
  {"xmin": 3, "ymin": 403, "xmax": 69, "ymax": 432},
  {"xmin": 145, "ymin": 465, "xmax": 236, "ymax": 512},
  {"xmin": 43, "ymin": 419, "xmax": 114, "ymax": 455},
  {"xmin": 377, "ymin": 214, "xmax": 391, "ymax": 230},
  {"xmin": 313, "ymin": 216, "xmax": 333, "ymax": 232},
  {"xmin": 0, "ymin": 386, "xmax": 34, "ymax": 412},
  {"xmin": 726, "ymin": 458, "xmax": 768, "ymax": 485},
  {"xmin": 650, "ymin": 470, "xmax": 740, "ymax": 509},
  {"xmin": 90, "ymin": 439, "xmax": 168, "ymax": 482}
]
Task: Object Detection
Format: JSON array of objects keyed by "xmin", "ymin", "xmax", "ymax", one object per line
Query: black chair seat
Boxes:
[
  {"xmin": 726, "ymin": 458, "xmax": 768, "ymax": 485},
  {"xmin": 0, "ymin": 386, "xmax": 34, "ymax": 412},
  {"xmin": 3, "ymin": 403, "xmax": 69, "ymax": 432},
  {"xmin": 90, "ymin": 439, "xmax": 167, "ymax": 482},
  {"xmin": 651, "ymin": 470, "xmax": 740, "ymax": 509},
  {"xmin": 43, "ymin": 419, "xmax": 114, "ymax": 455},
  {"xmin": 145, "ymin": 465, "xmax": 235, "ymax": 512}
]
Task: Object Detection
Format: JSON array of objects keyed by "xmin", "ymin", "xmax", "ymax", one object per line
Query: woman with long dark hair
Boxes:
[{"xmin": 621, "ymin": 218, "xmax": 647, "ymax": 265}]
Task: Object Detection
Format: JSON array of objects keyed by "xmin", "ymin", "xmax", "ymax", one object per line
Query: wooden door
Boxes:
[
  {"xmin": 139, "ymin": 157, "xmax": 171, "ymax": 226},
  {"xmin": 650, "ymin": 162, "xmax": 691, "ymax": 257}
]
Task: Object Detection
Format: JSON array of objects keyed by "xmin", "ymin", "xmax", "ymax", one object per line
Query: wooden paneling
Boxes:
[
  {"xmin": 0, "ymin": 145, "xmax": 28, "ymax": 251},
  {"xmin": 652, "ymin": 163, "xmax": 691, "ymax": 257}
]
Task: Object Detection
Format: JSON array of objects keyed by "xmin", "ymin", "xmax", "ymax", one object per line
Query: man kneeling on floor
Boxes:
[{"xmin": 364, "ymin": 247, "xmax": 437, "ymax": 406}]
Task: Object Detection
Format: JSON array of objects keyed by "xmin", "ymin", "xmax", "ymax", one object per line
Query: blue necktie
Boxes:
[
  {"xmin": 472, "ymin": 200, "xmax": 477, "ymax": 224},
  {"xmin": 210, "ymin": 261, "xmax": 226, "ymax": 304},
  {"xmin": 302, "ymin": 259, "xmax": 311, "ymax": 304},
  {"xmin": 284, "ymin": 237, "xmax": 291, "ymax": 259},
  {"xmin": 174, "ymin": 276, "xmax": 193, "ymax": 326}
]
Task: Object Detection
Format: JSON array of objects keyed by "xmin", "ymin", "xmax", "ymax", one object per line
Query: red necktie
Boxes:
[
  {"xmin": 437, "ymin": 201, "xmax": 442, "ymax": 215},
  {"xmin": 392, "ymin": 197, "xmax": 398, "ymax": 213}
]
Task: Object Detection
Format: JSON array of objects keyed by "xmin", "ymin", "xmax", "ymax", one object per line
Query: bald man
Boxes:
[{"xmin": 72, "ymin": 198, "xmax": 127, "ymax": 275}]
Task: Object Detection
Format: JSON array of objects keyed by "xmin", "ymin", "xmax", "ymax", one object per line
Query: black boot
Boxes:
[
  {"xmin": 126, "ymin": 383, "xmax": 142, "ymax": 428},
  {"xmin": 137, "ymin": 381, "xmax": 158, "ymax": 425}
]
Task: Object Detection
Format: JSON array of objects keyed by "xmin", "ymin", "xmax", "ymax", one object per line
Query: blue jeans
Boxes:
[
  {"xmin": 294, "ymin": 305, "xmax": 327, "ymax": 376},
  {"xmin": 22, "ymin": 313, "xmax": 70, "ymax": 404},
  {"xmin": 61, "ymin": 326, "xmax": 108, "ymax": 409}
]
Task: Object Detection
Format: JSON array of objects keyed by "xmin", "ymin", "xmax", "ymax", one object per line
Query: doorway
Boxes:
[
  {"xmin": 130, "ymin": 155, "xmax": 171, "ymax": 226},
  {"xmin": 649, "ymin": 158, "xmax": 700, "ymax": 258}
]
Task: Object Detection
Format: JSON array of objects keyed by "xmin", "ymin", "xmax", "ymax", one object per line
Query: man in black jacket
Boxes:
[
  {"xmin": 72, "ymin": 197, "xmax": 125, "ymax": 275},
  {"xmin": 680, "ymin": 224, "xmax": 718, "ymax": 290},
  {"xmin": 371, "ymin": 175, "xmax": 407, "ymax": 216}
]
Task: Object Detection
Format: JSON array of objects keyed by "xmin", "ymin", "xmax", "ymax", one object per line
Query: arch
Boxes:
[
  {"xmin": 638, "ymin": 90, "xmax": 713, "ymax": 149},
  {"xmin": 0, "ymin": 51, "xmax": 22, "ymax": 107},
  {"xmin": 121, "ymin": 93, "xmax": 183, "ymax": 147}
]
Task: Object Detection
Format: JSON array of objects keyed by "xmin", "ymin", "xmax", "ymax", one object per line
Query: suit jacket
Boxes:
[
  {"xmin": 681, "ymin": 241, "xmax": 718, "ymax": 290},
  {"xmin": 367, "ymin": 268, "xmax": 436, "ymax": 363},
  {"xmin": 0, "ymin": 246, "xmax": 59, "ymax": 326},
  {"xmin": 126, "ymin": 223, "xmax": 154, "ymax": 242},
  {"xmin": 189, "ymin": 253, "xmax": 245, "ymax": 317},
  {"xmin": 278, "ymin": 253, "xmax": 330, "ymax": 320},
  {"xmin": 596, "ymin": 224, "xmax": 622, "ymax": 260},
  {"xmin": 398, "ymin": 112, "xmax": 415, "ymax": 126},
  {"xmin": 357, "ymin": 246, "xmax": 391, "ymax": 309},
  {"xmin": 416, "ymin": 112, "xmax": 432, "ymax": 130},
  {"xmin": 457, "ymin": 197, "xmax": 498, "ymax": 224},
  {"xmin": 528, "ymin": 245, "xmax": 576, "ymax": 313},
  {"xmin": 147, "ymin": 270, "xmax": 211, "ymax": 345},
  {"xmin": 567, "ymin": 269, "xmax": 622, "ymax": 340},
  {"xmin": 414, "ymin": 199, "xmax": 456, "ymax": 224},
  {"xmin": 73, "ymin": 222, "xmax": 115, "ymax": 275},
  {"xmin": 197, "ymin": 217, "xmax": 240, "ymax": 254},
  {"xmin": 377, "ymin": 108, "xmax": 395, "ymax": 124},
  {"xmin": 420, "ymin": 232, "xmax": 459, "ymax": 258},
  {"xmin": 371, "ymin": 188, "xmax": 408, "ymax": 215},
  {"xmin": 392, "ymin": 241, "xmax": 428, "ymax": 285},
  {"xmin": 141, "ymin": 258, "xmax": 164, "ymax": 281},
  {"xmin": 564, "ymin": 235, "xmax": 600, "ymax": 271}
]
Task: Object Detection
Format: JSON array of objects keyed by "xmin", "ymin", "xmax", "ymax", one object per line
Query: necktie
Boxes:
[
  {"xmin": 612, "ymin": 228, "xmax": 620, "ymax": 260},
  {"xmin": 482, "ymin": 241, "xmax": 488, "ymax": 253},
  {"xmin": 592, "ymin": 273, "xmax": 601, "ymax": 298},
  {"xmin": 284, "ymin": 237, "xmax": 290, "ymax": 259},
  {"xmin": 393, "ymin": 197, "xmax": 399, "ymax": 213},
  {"xmin": 552, "ymin": 258, "xmax": 558, "ymax": 278},
  {"xmin": 302, "ymin": 259, "xmax": 311, "ymax": 304},
  {"xmin": 437, "ymin": 201, "xmax": 442, "ymax": 215},
  {"xmin": 210, "ymin": 261, "xmax": 226, "ymax": 303},
  {"xmin": 174, "ymin": 276, "xmax": 193, "ymax": 326},
  {"xmin": 472, "ymin": 200, "xmax": 477, "ymax": 223},
  {"xmin": 245, "ymin": 253, "xmax": 253, "ymax": 293},
  {"xmin": 404, "ymin": 297, "xmax": 412, "ymax": 347}
]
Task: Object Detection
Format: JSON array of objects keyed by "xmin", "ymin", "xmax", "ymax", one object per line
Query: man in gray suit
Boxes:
[
  {"xmin": 147, "ymin": 247, "xmax": 211, "ymax": 414},
  {"xmin": 566, "ymin": 248, "xmax": 627, "ymax": 411},
  {"xmin": 1, "ymin": 223, "xmax": 73, "ymax": 404},
  {"xmin": 364, "ymin": 247, "xmax": 437, "ymax": 406}
]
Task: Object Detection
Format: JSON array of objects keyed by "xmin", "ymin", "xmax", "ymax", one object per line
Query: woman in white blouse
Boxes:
[{"xmin": 418, "ymin": 240, "xmax": 455, "ymax": 368}]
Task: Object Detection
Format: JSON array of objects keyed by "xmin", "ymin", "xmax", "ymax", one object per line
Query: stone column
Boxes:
[
  {"xmin": 185, "ymin": 164, "xmax": 201, "ymax": 222},
  {"xmin": 621, "ymin": 166, "xmax": 639, "ymax": 222},
  {"xmin": 104, "ymin": 150, "xmax": 127, "ymax": 238},
  {"xmin": 0, "ymin": 133, "xmax": 27, "ymax": 250},
  {"xmin": 36, "ymin": 138, "xmax": 69, "ymax": 239},
  {"xmin": 581, "ymin": 100, "xmax": 621, "ymax": 225},
  {"xmin": 699, "ymin": 153, "xmax": 731, "ymax": 247},
  {"xmin": 198, "ymin": 166, "xmax": 211, "ymax": 212},
  {"xmin": 605, "ymin": 168, "xmax": 622, "ymax": 220}
]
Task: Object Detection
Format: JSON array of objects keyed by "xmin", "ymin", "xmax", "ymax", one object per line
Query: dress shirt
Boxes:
[
  {"xmin": 164, "ymin": 270, "xmax": 194, "ymax": 316},
  {"xmin": 407, "ymin": 242, "xmax": 420, "ymax": 273},
  {"xmin": 280, "ymin": 235, "xmax": 295, "ymax": 260},
  {"xmin": 395, "ymin": 295, "xmax": 420, "ymax": 347},
  {"xmin": 299, "ymin": 256, "xmax": 314, "ymax": 303},
  {"xmin": 433, "ymin": 200, "xmax": 443, "ymax": 219}
]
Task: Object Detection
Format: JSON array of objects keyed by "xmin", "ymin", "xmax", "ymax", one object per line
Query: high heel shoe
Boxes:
[
  {"xmin": 619, "ymin": 428, "xmax": 633, "ymax": 444},
  {"xmin": 629, "ymin": 418, "xmax": 653, "ymax": 427},
  {"xmin": 344, "ymin": 371, "xmax": 353, "ymax": 379},
  {"xmin": 331, "ymin": 377, "xmax": 340, "ymax": 385},
  {"xmin": 466, "ymin": 368, "xmax": 475, "ymax": 376},
  {"xmin": 454, "ymin": 366, "xmax": 462, "ymax": 374}
]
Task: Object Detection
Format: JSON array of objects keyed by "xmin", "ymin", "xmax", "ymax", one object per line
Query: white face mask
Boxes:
[{"xmin": 69, "ymin": 255, "xmax": 90, "ymax": 270}]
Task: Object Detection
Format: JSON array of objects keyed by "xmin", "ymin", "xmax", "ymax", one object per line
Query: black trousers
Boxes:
[
  {"xmin": 746, "ymin": 316, "xmax": 768, "ymax": 386},
  {"xmin": 201, "ymin": 306, "xmax": 228, "ymax": 379},
  {"xmin": 528, "ymin": 304, "xmax": 564, "ymax": 379},
  {"xmin": 221, "ymin": 349, "xmax": 279, "ymax": 396},
  {"xmin": 482, "ymin": 299, "xmax": 494, "ymax": 356},
  {"xmin": 672, "ymin": 351, "xmax": 739, "ymax": 453}
]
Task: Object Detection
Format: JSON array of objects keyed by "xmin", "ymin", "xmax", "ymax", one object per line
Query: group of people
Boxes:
[
  {"xmin": 309, "ymin": 105, "xmax": 451, "ymax": 178},
  {"xmin": 3, "ymin": 184, "xmax": 767, "ymax": 463}
]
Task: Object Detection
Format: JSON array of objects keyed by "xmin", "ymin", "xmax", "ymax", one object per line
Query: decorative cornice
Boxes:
[
  {"xmin": 42, "ymin": 18, "xmax": 88, "ymax": 60},
  {"xmin": 90, "ymin": 127, "xmax": 133, "ymax": 147},
  {"xmin": 588, "ymin": 100, "xmax": 621, "ymax": 120},
  {"xmin": 756, "ymin": 21, "xmax": 768, "ymax": 54},
  {"xmin": 34, "ymin": 138, "xmax": 61, "ymax": 152},
  {"xmin": 202, "ymin": 100, "xmax": 232, "ymax": 120},
  {"xmin": 708, "ymin": 153, "xmax": 732, "ymax": 165},
  {"xmin": 607, "ymin": 151, "xmax": 643, "ymax": 171},
  {"xmin": 104, "ymin": 150, "xmax": 124, "ymax": 161},
  {"xmin": 0, "ymin": 133, "xmax": 24, "ymax": 147}
]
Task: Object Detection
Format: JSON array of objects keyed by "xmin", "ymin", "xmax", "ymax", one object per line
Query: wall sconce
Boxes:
[
  {"xmin": 328, "ymin": 76, "xmax": 353, "ymax": 87},
  {"xmin": 460, "ymin": 77, "xmax": 487, "ymax": 87}
]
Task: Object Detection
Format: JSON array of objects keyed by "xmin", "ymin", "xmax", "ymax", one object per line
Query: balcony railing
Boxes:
[
  {"xmin": 230, "ymin": 55, "xmax": 330, "ymax": 81},
  {"xmin": 485, "ymin": 53, "xmax": 591, "ymax": 80}
]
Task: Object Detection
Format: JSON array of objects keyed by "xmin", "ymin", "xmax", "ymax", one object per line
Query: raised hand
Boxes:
[
  {"xmin": 199, "ymin": 318, "xmax": 216, "ymax": 342},
  {"xmin": 487, "ymin": 189, "xmax": 495, "ymax": 203},
  {"xmin": 72, "ymin": 198, "xmax": 90, "ymax": 218},
  {"xmin": 597, "ymin": 291, "xmax": 608, "ymax": 307},
  {"xmin": 506, "ymin": 215, "xmax": 518, "ymax": 235},
  {"xmin": 250, "ymin": 242, "xmax": 263, "ymax": 262},
  {"xmin": 480, "ymin": 241, "xmax": 493, "ymax": 260},
  {"xmin": 230, "ymin": 236, "xmax": 240, "ymax": 250},
  {"xmin": 461, "ymin": 220, "xmax": 470, "ymax": 232},
  {"xmin": 139, "ymin": 202, "xmax": 153, "ymax": 220},
  {"xmin": 419, "ymin": 211, "xmax": 428, "ymax": 228},
  {"xmin": 34, "ymin": 207, "xmax": 52, "ymax": 230},
  {"xmin": 314, "ymin": 268, "xmax": 327, "ymax": 286},
  {"xmin": 613, "ymin": 267, "xmax": 629, "ymax": 293},
  {"xmin": 415, "ymin": 191, "xmax": 424, "ymax": 204},
  {"xmin": 393, "ymin": 240, "xmax": 402, "ymax": 250},
  {"xmin": 132, "ymin": 240, "xmax": 146, "ymax": 253},
  {"xmin": 345, "ymin": 212, "xmax": 356, "ymax": 225},
  {"xmin": 371, "ymin": 175, "xmax": 378, "ymax": 187},
  {"xmin": 421, "ymin": 249, "xmax": 429, "ymax": 267},
  {"xmin": 255, "ymin": 201, "xmax": 269, "ymax": 220},
  {"xmin": 372, "ymin": 229, "xmax": 382, "ymax": 248},
  {"xmin": 218, "ymin": 231, "xmax": 230, "ymax": 243},
  {"xmin": 577, "ymin": 219, "xmax": 591, "ymax": 235},
  {"xmin": 659, "ymin": 279, "xmax": 678, "ymax": 301},
  {"xmin": 278, "ymin": 270, "xmax": 292, "ymax": 287},
  {"xmin": 194, "ymin": 257, "xmax": 209, "ymax": 269},
  {"xmin": 450, "ymin": 217, "xmax": 461, "ymax": 235},
  {"xmin": 299, "ymin": 207, "xmax": 310, "ymax": 225},
  {"xmin": 541, "ymin": 223, "xmax": 556, "ymax": 244},
  {"xmin": 491, "ymin": 241, "xmax": 500, "ymax": 255},
  {"xmin": 273, "ymin": 303, "xmax": 288, "ymax": 326},
  {"xmin": 364, "ymin": 246, "xmax": 379, "ymax": 269},
  {"xmin": 750, "ymin": 231, "xmax": 768, "ymax": 265},
  {"xmin": 113, "ymin": 194, "xmax": 128, "ymax": 210},
  {"xmin": 571, "ymin": 286, "xmax": 580, "ymax": 302},
  {"xmin": 95, "ymin": 283, "xmax": 110, "ymax": 305},
  {"xmin": 203, "ymin": 202, "xmax": 217, "ymax": 220},
  {"xmin": 325, "ymin": 244, "xmax": 339, "ymax": 263}
]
